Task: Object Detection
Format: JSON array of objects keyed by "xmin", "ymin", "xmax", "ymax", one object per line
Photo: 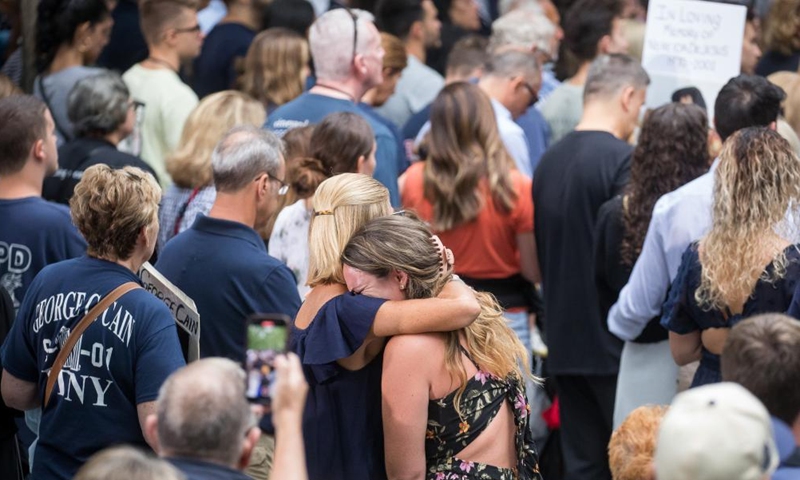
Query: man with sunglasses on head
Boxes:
[
  {"xmin": 123, "ymin": 0, "xmax": 204, "ymax": 189},
  {"xmin": 155, "ymin": 126, "xmax": 301, "ymax": 480},
  {"xmin": 265, "ymin": 8, "xmax": 403, "ymax": 207}
]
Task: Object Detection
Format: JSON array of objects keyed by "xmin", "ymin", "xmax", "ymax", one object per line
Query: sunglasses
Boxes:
[{"xmin": 345, "ymin": 8, "xmax": 359, "ymax": 63}]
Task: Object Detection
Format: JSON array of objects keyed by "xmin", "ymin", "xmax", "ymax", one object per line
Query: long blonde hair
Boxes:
[
  {"xmin": 167, "ymin": 91, "xmax": 266, "ymax": 189},
  {"xmin": 425, "ymin": 82, "xmax": 517, "ymax": 231},
  {"xmin": 239, "ymin": 28, "xmax": 310, "ymax": 108},
  {"xmin": 697, "ymin": 127, "xmax": 800, "ymax": 311},
  {"xmin": 307, "ymin": 174, "xmax": 391, "ymax": 287},
  {"xmin": 341, "ymin": 215, "xmax": 532, "ymax": 416}
]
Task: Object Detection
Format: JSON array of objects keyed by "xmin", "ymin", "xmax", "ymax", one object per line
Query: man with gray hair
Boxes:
[
  {"xmin": 155, "ymin": 126, "xmax": 301, "ymax": 480},
  {"xmin": 490, "ymin": 5, "xmax": 561, "ymax": 104},
  {"xmin": 476, "ymin": 50, "xmax": 541, "ymax": 174},
  {"xmin": 489, "ymin": 7, "xmax": 560, "ymax": 171},
  {"xmin": 265, "ymin": 8, "xmax": 402, "ymax": 206},
  {"xmin": 145, "ymin": 358, "xmax": 259, "ymax": 480},
  {"xmin": 533, "ymin": 54, "xmax": 649, "ymax": 480}
]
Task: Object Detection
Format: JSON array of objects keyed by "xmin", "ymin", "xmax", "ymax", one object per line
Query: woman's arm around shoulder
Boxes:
[
  {"xmin": 382, "ymin": 334, "xmax": 441, "ymax": 480},
  {"xmin": 372, "ymin": 280, "xmax": 481, "ymax": 337}
]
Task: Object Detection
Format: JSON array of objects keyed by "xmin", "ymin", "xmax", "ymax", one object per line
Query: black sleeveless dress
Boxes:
[{"xmin": 425, "ymin": 345, "xmax": 542, "ymax": 480}]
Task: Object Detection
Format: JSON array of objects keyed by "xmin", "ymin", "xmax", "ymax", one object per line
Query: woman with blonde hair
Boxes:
[
  {"xmin": 662, "ymin": 127, "xmax": 800, "ymax": 387},
  {"xmin": 289, "ymin": 173, "xmax": 481, "ymax": 480},
  {"xmin": 158, "ymin": 90, "xmax": 266, "ymax": 251},
  {"xmin": 402, "ymin": 81, "xmax": 540, "ymax": 373},
  {"xmin": 757, "ymin": 0, "xmax": 800, "ymax": 76},
  {"xmin": 341, "ymin": 214, "xmax": 541, "ymax": 480},
  {"xmin": 239, "ymin": 28, "xmax": 310, "ymax": 113}
]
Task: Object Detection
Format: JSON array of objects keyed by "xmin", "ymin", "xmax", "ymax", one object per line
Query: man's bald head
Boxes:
[{"xmin": 155, "ymin": 358, "xmax": 253, "ymax": 467}]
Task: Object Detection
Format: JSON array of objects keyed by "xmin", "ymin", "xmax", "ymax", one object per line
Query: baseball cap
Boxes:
[{"xmin": 655, "ymin": 382, "xmax": 779, "ymax": 480}]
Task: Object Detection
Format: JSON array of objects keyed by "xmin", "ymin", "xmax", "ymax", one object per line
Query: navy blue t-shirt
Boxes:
[
  {"xmin": 0, "ymin": 197, "xmax": 86, "ymax": 313},
  {"xmin": 192, "ymin": 23, "xmax": 256, "ymax": 98},
  {"xmin": 1, "ymin": 256, "xmax": 185, "ymax": 480},
  {"xmin": 266, "ymin": 92, "xmax": 401, "ymax": 206},
  {"xmin": 156, "ymin": 215, "xmax": 301, "ymax": 364}
]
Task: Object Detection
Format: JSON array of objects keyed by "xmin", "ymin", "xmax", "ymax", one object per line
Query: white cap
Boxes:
[{"xmin": 655, "ymin": 382, "xmax": 779, "ymax": 480}]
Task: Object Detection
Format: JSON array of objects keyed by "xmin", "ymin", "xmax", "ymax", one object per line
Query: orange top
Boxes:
[{"xmin": 401, "ymin": 162, "xmax": 533, "ymax": 279}]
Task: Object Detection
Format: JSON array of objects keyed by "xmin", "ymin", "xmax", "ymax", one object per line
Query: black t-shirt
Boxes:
[
  {"xmin": 594, "ymin": 195, "xmax": 667, "ymax": 344},
  {"xmin": 43, "ymin": 137, "xmax": 158, "ymax": 206},
  {"xmin": 533, "ymin": 130, "xmax": 630, "ymax": 375}
]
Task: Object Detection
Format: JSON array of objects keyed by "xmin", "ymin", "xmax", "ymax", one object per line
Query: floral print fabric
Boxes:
[{"xmin": 425, "ymin": 347, "xmax": 542, "ymax": 480}]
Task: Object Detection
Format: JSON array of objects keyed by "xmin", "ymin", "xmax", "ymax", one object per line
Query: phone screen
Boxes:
[{"xmin": 245, "ymin": 315, "xmax": 290, "ymax": 403}]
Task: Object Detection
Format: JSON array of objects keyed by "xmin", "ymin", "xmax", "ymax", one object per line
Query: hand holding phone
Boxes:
[{"xmin": 245, "ymin": 314, "xmax": 290, "ymax": 404}]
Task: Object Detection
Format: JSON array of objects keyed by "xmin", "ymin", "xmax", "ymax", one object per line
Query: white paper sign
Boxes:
[
  {"xmin": 642, "ymin": 0, "xmax": 746, "ymax": 115},
  {"xmin": 138, "ymin": 262, "xmax": 200, "ymax": 362}
]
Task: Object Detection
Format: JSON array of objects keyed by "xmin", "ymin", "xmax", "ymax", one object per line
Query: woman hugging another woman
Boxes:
[{"xmin": 342, "ymin": 214, "xmax": 542, "ymax": 480}]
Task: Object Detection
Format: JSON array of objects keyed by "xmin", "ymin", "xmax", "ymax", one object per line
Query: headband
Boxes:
[{"xmin": 431, "ymin": 235, "xmax": 454, "ymax": 277}]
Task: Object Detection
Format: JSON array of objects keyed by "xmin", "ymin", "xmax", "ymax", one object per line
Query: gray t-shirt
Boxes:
[{"xmin": 34, "ymin": 66, "xmax": 104, "ymax": 146}]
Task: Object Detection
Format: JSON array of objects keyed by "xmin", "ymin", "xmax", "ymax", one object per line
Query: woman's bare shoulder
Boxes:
[{"xmin": 294, "ymin": 283, "xmax": 348, "ymax": 329}]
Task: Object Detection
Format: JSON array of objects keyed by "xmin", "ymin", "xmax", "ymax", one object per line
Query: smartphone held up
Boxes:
[{"xmin": 245, "ymin": 313, "xmax": 290, "ymax": 404}]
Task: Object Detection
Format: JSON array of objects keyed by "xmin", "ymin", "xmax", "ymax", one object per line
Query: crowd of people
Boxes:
[{"xmin": 2, "ymin": 0, "xmax": 800, "ymax": 480}]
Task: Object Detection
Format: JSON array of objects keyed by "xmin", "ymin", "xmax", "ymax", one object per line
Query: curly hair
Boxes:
[
  {"xmin": 70, "ymin": 165, "xmax": 161, "ymax": 261},
  {"xmin": 36, "ymin": 0, "xmax": 110, "ymax": 72},
  {"xmin": 697, "ymin": 127, "xmax": 800, "ymax": 312},
  {"xmin": 621, "ymin": 103, "xmax": 710, "ymax": 266},
  {"xmin": 424, "ymin": 81, "xmax": 517, "ymax": 231},
  {"xmin": 608, "ymin": 405, "xmax": 668, "ymax": 480},
  {"xmin": 763, "ymin": 0, "xmax": 800, "ymax": 55},
  {"xmin": 341, "ymin": 214, "xmax": 533, "ymax": 418}
]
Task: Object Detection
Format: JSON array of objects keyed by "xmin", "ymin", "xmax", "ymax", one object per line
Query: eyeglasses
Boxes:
[
  {"xmin": 128, "ymin": 100, "xmax": 145, "ymax": 112},
  {"xmin": 269, "ymin": 175, "xmax": 290, "ymax": 196},
  {"xmin": 255, "ymin": 173, "xmax": 290, "ymax": 196},
  {"xmin": 521, "ymin": 81, "xmax": 539, "ymax": 107},
  {"xmin": 345, "ymin": 8, "xmax": 359, "ymax": 63},
  {"xmin": 174, "ymin": 24, "xmax": 202, "ymax": 35}
]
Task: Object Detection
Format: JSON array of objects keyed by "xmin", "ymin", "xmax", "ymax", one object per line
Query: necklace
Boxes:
[
  {"xmin": 145, "ymin": 56, "xmax": 178, "ymax": 72},
  {"xmin": 313, "ymin": 83, "xmax": 356, "ymax": 102}
]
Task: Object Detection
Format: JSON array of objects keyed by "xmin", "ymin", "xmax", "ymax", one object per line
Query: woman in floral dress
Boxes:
[{"xmin": 342, "ymin": 215, "xmax": 542, "ymax": 480}]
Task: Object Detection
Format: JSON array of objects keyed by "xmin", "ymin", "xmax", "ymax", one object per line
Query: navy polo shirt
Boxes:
[{"xmin": 155, "ymin": 215, "xmax": 301, "ymax": 364}]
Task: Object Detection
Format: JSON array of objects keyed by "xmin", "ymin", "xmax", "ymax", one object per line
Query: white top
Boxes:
[
  {"xmin": 269, "ymin": 200, "xmax": 312, "ymax": 298},
  {"xmin": 414, "ymin": 98, "xmax": 532, "ymax": 177},
  {"xmin": 374, "ymin": 55, "xmax": 444, "ymax": 129},
  {"xmin": 123, "ymin": 64, "xmax": 199, "ymax": 188},
  {"xmin": 608, "ymin": 161, "xmax": 717, "ymax": 340}
]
